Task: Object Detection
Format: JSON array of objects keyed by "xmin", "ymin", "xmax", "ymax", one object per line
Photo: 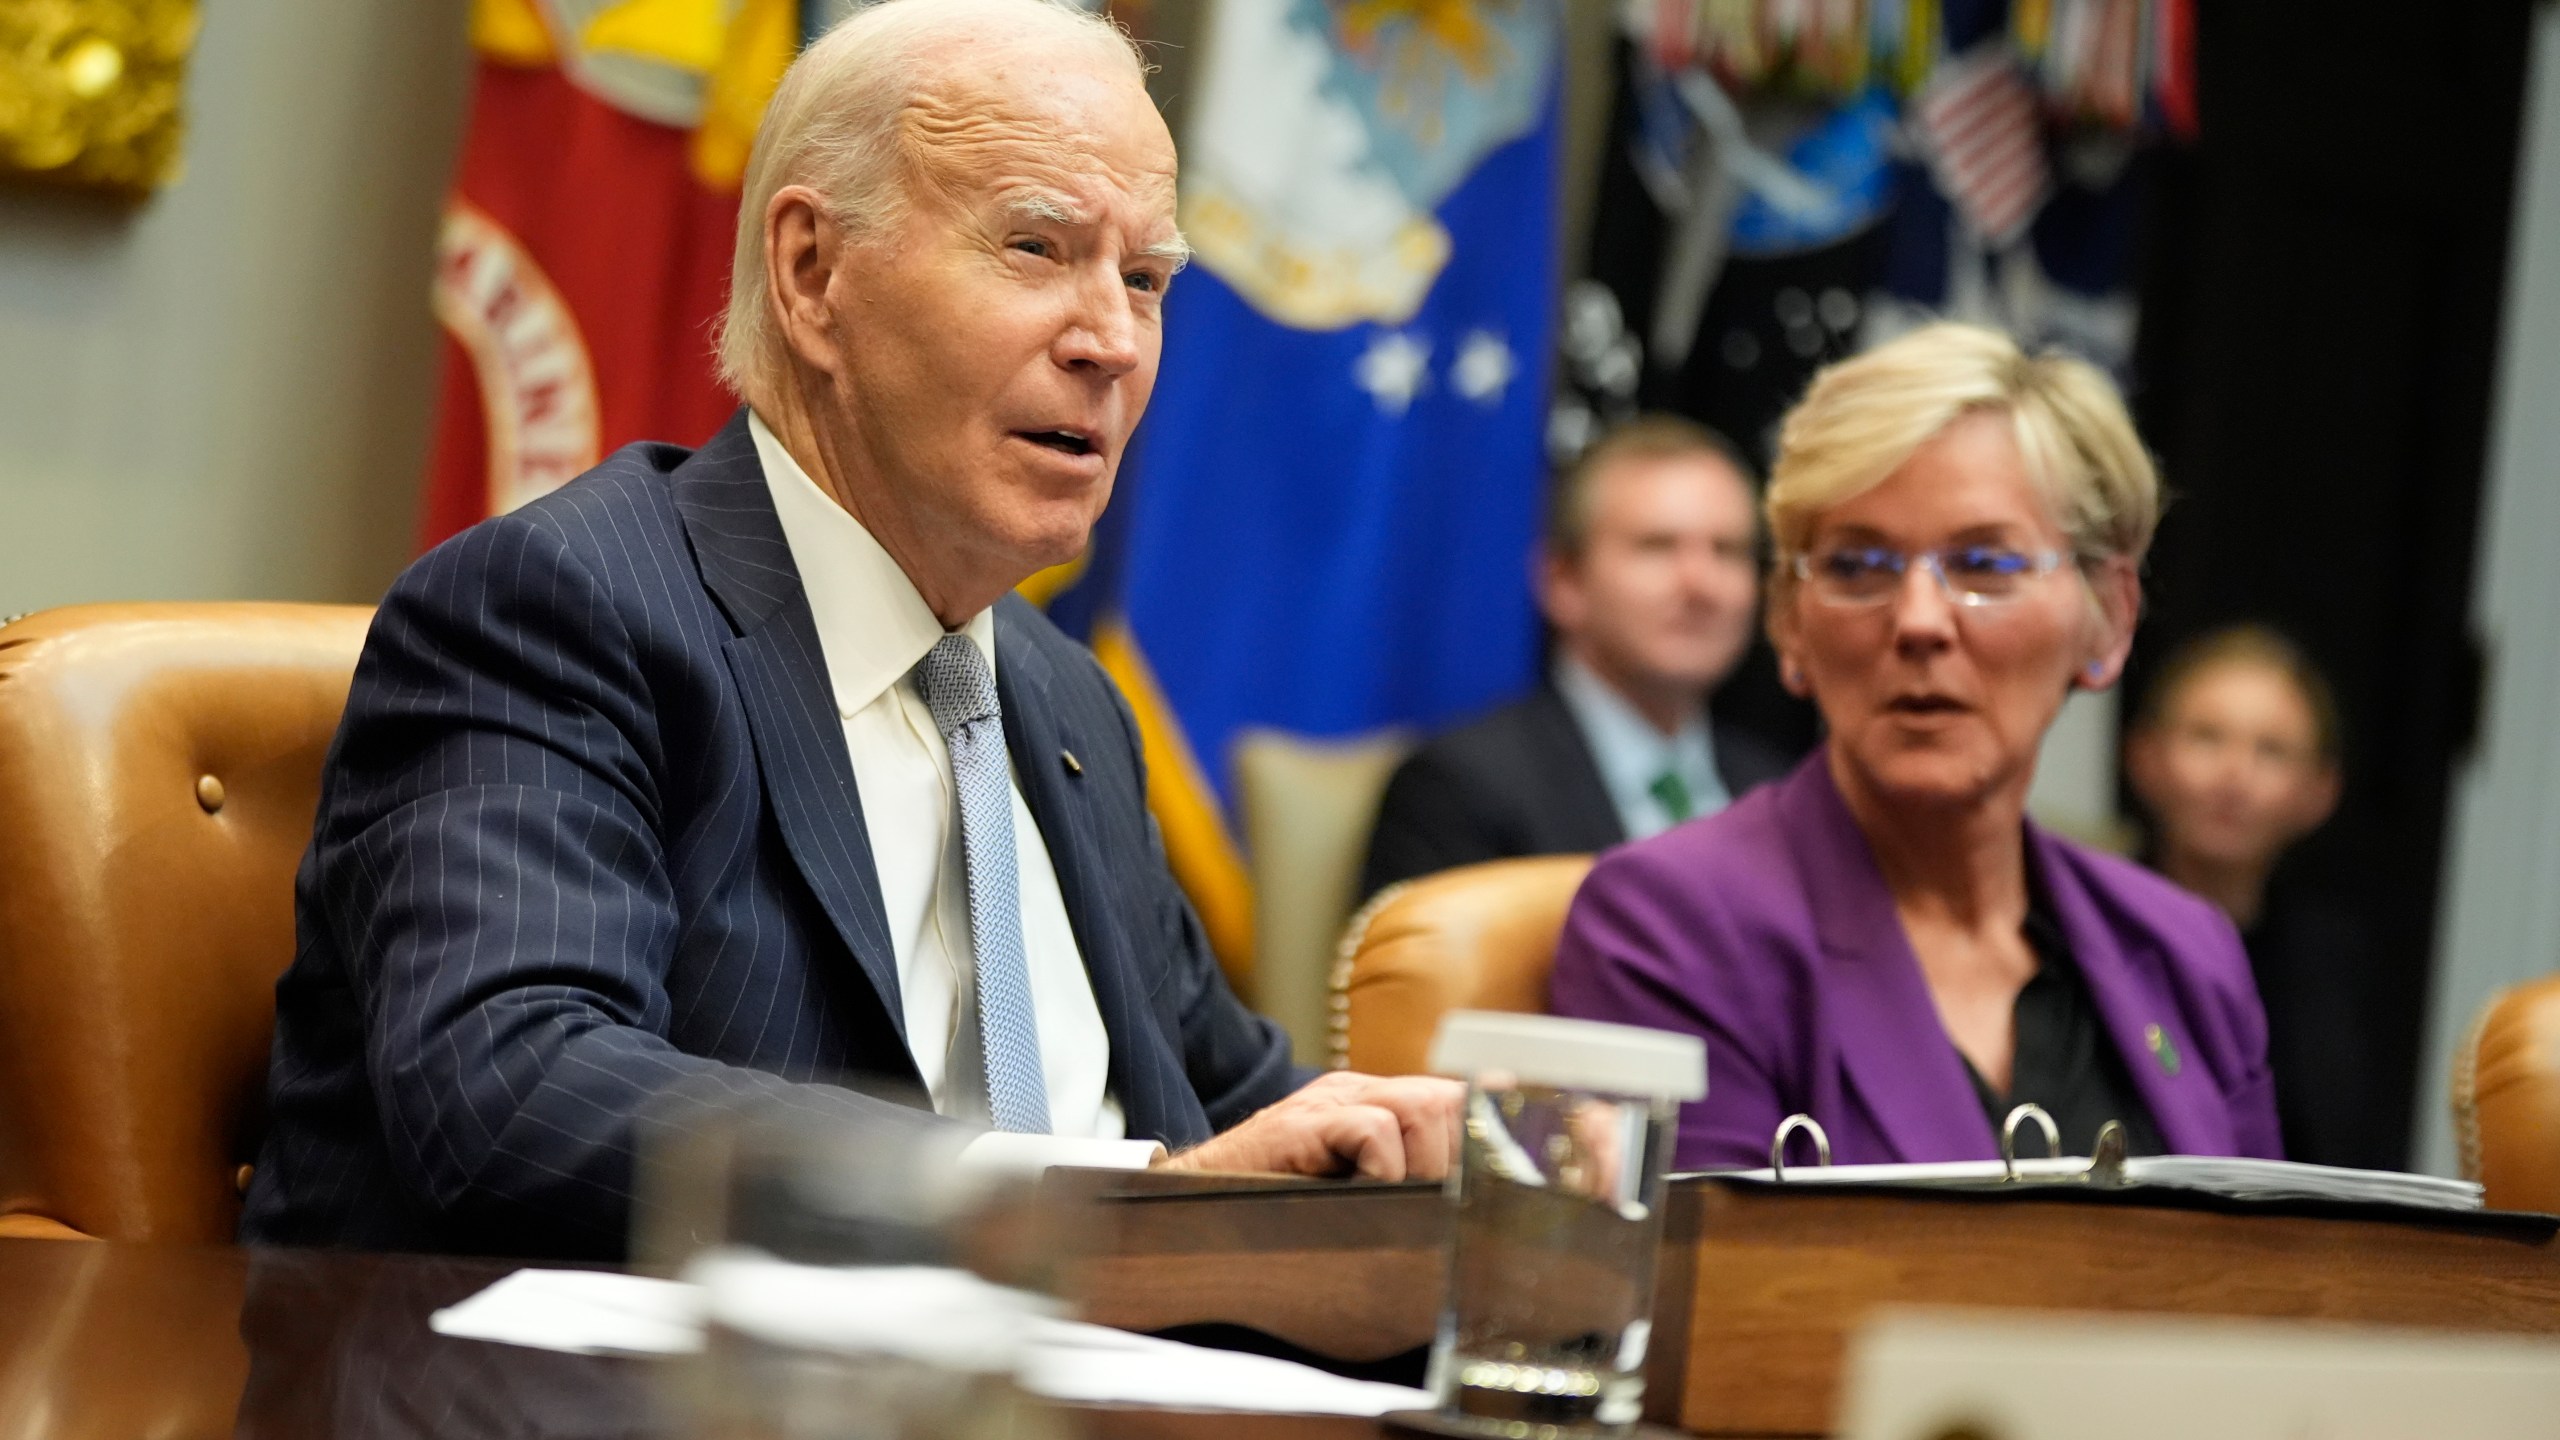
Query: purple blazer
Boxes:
[{"xmin": 1547, "ymin": 750, "xmax": 2283, "ymax": 1171}]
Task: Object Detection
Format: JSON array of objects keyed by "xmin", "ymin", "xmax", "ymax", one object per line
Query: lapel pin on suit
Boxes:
[
  {"xmin": 1061, "ymin": 748, "xmax": 1082, "ymax": 776},
  {"xmin": 2144, "ymin": 1023, "xmax": 2182, "ymax": 1076}
]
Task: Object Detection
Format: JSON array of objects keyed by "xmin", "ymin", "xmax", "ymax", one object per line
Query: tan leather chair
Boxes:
[
  {"xmin": 2453, "ymin": 973, "xmax": 2560, "ymax": 1215},
  {"xmin": 0, "ymin": 603, "xmax": 372, "ymax": 1242},
  {"xmin": 1328, "ymin": 854, "xmax": 1594, "ymax": 1075},
  {"xmin": 1233, "ymin": 726, "xmax": 1412, "ymax": 1059}
]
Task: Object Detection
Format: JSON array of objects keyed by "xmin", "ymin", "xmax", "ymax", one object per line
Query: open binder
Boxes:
[{"xmin": 1694, "ymin": 1105, "xmax": 2556, "ymax": 1235}]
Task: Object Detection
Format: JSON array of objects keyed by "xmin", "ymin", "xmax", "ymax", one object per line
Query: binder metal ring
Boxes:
[
  {"xmin": 1770, "ymin": 1113, "xmax": 1831, "ymax": 1179},
  {"xmin": 1999, "ymin": 1103, "xmax": 2061, "ymax": 1181},
  {"xmin": 2088, "ymin": 1119, "xmax": 2130, "ymax": 1187}
]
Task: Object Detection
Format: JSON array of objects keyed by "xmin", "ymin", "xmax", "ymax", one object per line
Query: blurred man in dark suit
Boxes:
[
  {"xmin": 242, "ymin": 0, "xmax": 1456, "ymax": 1261},
  {"xmin": 1362, "ymin": 417, "xmax": 1789, "ymax": 898}
]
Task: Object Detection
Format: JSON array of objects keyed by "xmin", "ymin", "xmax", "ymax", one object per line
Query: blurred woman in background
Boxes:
[
  {"xmin": 2128, "ymin": 627, "xmax": 2361, "ymax": 1165},
  {"xmin": 1549, "ymin": 322, "xmax": 2283, "ymax": 1171},
  {"xmin": 2126, "ymin": 626, "xmax": 2341, "ymax": 931}
]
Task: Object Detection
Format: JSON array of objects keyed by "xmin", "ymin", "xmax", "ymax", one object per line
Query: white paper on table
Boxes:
[
  {"xmin": 428, "ymin": 1268, "xmax": 1432, "ymax": 1418},
  {"xmin": 429, "ymin": 1269, "xmax": 705, "ymax": 1356},
  {"xmin": 1696, "ymin": 1157, "xmax": 2092, "ymax": 1185},
  {"xmin": 1020, "ymin": 1318, "xmax": 1429, "ymax": 1415},
  {"xmin": 1696, "ymin": 1155, "xmax": 2483, "ymax": 1211}
]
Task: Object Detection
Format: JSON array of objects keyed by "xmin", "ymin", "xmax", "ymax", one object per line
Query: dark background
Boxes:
[{"xmin": 2129, "ymin": 0, "xmax": 2540, "ymax": 1168}]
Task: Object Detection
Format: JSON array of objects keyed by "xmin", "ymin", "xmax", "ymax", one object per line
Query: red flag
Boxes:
[
  {"xmin": 2154, "ymin": 0, "xmax": 2200, "ymax": 143},
  {"xmin": 1916, "ymin": 45, "xmax": 2053, "ymax": 249},
  {"xmin": 420, "ymin": 0, "xmax": 794, "ymax": 550}
]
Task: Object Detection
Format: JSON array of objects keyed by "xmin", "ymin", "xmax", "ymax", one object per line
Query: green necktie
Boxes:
[{"xmin": 1648, "ymin": 769, "xmax": 1695, "ymax": 824}]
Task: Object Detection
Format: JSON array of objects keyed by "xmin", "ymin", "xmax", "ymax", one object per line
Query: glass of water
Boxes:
[
  {"xmin": 1424, "ymin": 1011, "xmax": 1705, "ymax": 1438},
  {"xmin": 633, "ymin": 1088, "xmax": 1072, "ymax": 1440}
]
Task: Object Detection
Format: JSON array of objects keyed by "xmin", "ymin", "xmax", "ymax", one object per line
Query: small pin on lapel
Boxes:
[
  {"xmin": 2144, "ymin": 1022, "xmax": 2182, "ymax": 1076},
  {"xmin": 1061, "ymin": 748, "xmax": 1082, "ymax": 776}
]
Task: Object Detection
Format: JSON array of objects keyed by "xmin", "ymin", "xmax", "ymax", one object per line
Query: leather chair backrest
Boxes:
[
  {"xmin": 1234, "ymin": 727, "xmax": 1412, "ymax": 1058},
  {"xmin": 2453, "ymin": 973, "xmax": 2560, "ymax": 1215},
  {"xmin": 0, "ymin": 603, "xmax": 372, "ymax": 1242},
  {"xmin": 1329, "ymin": 854, "xmax": 1594, "ymax": 1075}
]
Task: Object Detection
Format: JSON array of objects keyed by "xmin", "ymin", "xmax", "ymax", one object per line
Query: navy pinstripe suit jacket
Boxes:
[{"xmin": 240, "ymin": 413, "xmax": 1297, "ymax": 1258}]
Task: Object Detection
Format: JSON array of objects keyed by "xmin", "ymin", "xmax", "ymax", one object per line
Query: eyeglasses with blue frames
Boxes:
[{"xmin": 1788, "ymin": 544, "xmax": 2074, "ymax": 607}]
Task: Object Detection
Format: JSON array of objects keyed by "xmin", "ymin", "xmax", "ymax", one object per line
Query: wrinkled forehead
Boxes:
[{"xmin": 899, "ymin": 46, "xmax": 1178, "ymax": 226}]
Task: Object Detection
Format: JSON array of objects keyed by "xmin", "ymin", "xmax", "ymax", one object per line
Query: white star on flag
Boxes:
[
  {"xmin": 1354, "ymin": 330, "xmax": 1431, "ymax": 416},
  {"xmin": 1451, "ymin": 329, "xmax": 1516, "ymax": 406}
]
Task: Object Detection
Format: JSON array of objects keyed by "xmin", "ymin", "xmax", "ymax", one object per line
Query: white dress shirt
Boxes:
[
  {"xmin": 750, "ymin": 412, "xmax": 1160, "ymax": 1170},
  {"xmin": 1552, "ymin": 654, "xmax": 1730, "ymax": 840}
]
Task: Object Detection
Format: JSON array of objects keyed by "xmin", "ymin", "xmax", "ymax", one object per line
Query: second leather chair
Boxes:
[
  {"xmin": 2454, "ymin": 973, "xmax": 2560, "ymax": 1216},
  {"xmin": 1328, "ymin": 854, "xmax": 1594, "ymax": 1076},
  {"xmin": 0, "ymin": 603, "xmax": 371, "ymax": 1242}
]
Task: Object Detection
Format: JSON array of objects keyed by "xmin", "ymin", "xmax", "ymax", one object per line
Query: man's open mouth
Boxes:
[{"xmin": 1018, "ymin": 430, "xmax": 1096, "ymax": 457}]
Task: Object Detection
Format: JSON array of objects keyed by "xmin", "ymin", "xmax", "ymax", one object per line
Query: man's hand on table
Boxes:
[{"xmin": 1155, "ymin": 1072, "xmax": 1465, "ymax": 1181}]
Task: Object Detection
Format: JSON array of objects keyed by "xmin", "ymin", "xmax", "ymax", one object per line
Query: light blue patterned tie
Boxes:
[{"xmin": 913, "ymin": 634, "xmax": 1051, "ymax": 1134}]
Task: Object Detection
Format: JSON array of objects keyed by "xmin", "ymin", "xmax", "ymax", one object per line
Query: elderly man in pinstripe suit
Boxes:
[{"xmin": 242, "ymin": 0, "xmax": 1459, "ymax": 1259}]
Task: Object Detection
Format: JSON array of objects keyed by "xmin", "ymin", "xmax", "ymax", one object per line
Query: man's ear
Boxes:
[
  {"xmin": 765, "ymin": 184, "xmax": 847, "ymax": 379},
  {"xmin": 2074, "ymin": 557, "xmax": 2142, "ymax": 691},
  {"xmin": 1540, "ymin": 545, "xmax": 1584, "ymax": 635}
]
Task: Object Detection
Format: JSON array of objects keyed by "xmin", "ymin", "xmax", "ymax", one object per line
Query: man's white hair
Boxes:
[{"xmin": 712, "ymin": 0, "xmax": 1148, "ymax": 408}]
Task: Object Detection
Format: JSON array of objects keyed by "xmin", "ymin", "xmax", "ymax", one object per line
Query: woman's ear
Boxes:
[
  {"xmin": 1769, "ymin": 599, "xmax": 1810, "ymax": 697},
  {"xmin": 2074, "ymin": 557, "xmax": 2142, "ymax": 691},
  {"xmin": 2123, "ymin": 725, "xmax": 2166, "ymax": 812},
  {"xmin": 1780, "ymin": 653, "xmax": 1808, "ymax": 695},
  {"xmin": 2289, "ymin": 760, "xmax": 2344, "ymax": 839}
]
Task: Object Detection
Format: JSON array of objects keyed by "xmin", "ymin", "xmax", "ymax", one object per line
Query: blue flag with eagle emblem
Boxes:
[{"xmin": 1061, "ymin": 0, "xmax": 1562, "ymax": 973}]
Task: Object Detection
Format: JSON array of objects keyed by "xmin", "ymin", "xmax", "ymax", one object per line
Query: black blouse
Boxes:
[{"xmin": 1958, "ymin": 890, "xmax": 2168, "ymax": 1159}]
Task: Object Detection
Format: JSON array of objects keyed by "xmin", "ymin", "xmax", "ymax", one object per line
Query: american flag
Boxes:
[{"xmin": 1915, "ymin": 46, "xmax": 2053, "ymax": 248}]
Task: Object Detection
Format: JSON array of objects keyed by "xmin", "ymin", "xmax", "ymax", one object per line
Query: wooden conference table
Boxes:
[{"xmin": 7, "ymin": 1172, "xmax": 2559, "ymax": 1440}]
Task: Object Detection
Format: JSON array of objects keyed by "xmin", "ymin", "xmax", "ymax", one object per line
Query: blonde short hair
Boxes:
[
  {"xmin": 712, "ymin": 0, "xmax": 1145, "ymax": 408},
  {"xmin": 1764, "ymin": 322, "xmax": 2161, "ymax": 583}
]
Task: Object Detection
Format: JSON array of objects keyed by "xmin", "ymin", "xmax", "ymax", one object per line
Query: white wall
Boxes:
[
  {"xmin": 2415, "ymin": 5, "xmax": 2560, "ymax": 1177},
  {"xmin": 0, "ymin": 0, "xmax": 473, "ymax": 618},
  {"xmin": 2026, "ymin": 688, "xmax": 2122, "ymax": 850}
]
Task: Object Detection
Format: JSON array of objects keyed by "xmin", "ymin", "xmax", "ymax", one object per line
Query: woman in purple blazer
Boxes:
[{"xmin": 1548, "ymin": 323, "xmax": 2283, "ymax": 1172}]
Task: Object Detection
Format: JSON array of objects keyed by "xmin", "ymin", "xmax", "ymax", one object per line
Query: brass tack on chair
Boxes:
[
  {"xmin": 233, "ymin": 1165, "xmax": 254, "ymax": 1195},
  {"xmin": 195, "ymin": 775, "xmax": 226, "ymax": 813}
]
